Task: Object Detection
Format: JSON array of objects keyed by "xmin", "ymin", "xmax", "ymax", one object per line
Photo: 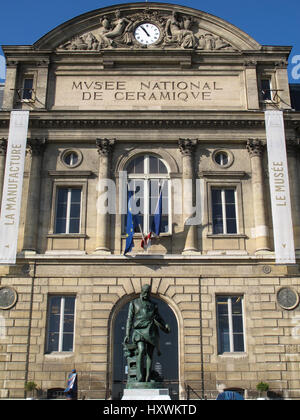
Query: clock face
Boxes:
[
  {"xmin": 134, "ymin": 23, "xmax": 160, "ymax": 45},
  {"xmin": 277, "ymin": 287, "xmax": 299, "ymax": 310},
  {"xmin": 0, "ymin": 287, "xmax": 17, "ymax": 310}
]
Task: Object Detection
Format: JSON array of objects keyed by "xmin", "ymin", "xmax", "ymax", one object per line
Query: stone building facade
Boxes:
[{"xmin": 0, "ymin": 2, "xmax": 300, "ymax": 399}]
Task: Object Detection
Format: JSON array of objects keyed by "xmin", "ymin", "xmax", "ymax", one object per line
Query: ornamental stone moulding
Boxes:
[{"xmin": 57, "ymin": 8, "xmax": 238, "ymax": 52}]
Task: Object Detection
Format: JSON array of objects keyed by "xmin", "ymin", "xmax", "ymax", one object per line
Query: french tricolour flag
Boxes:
[{"xmin": 141, "ymin": 183, "xmax": 163, "ymax": 250}]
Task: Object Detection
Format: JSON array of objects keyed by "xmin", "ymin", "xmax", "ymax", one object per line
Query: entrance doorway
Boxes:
[{"xmin": 112, "ymin": 296, "xmax": 178, "ymax": 399}]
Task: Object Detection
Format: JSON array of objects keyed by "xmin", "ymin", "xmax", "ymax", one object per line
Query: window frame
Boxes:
[
  {"xmin": 123, "ymin": 154, "xmax": 171, "ymax": 235},
  {"xmin": 211, "ymin": 186, "xmax": 239, "ymax": 235},
  {"xmin": 206, "ymin": 180, "xmax": 245, "ymax": 237},
  {"xmin": 54, "ymin": 187, "xmax": 82, "ymax": 234},
  {"xmin": 48, "ymin": 179, "xmax": 88, "ymax": 236},
  {"xmin": 260, "ymin": 78, "xmax": 272, "ymax": 102},
  {"xmin": 60, "ymin": 148, "xmax": 83, "ymax": 169},
  {"xmin": 216, "ymin": 295, "xmax": 246, "ymax": 354},
  {"xmin": 258, "ymin": 72, "xmax": 276, "ymax": 104},
  {"xmin": 46, "ymin": 295, "xmax": 76, "ymax": 354},
  {"xmin": 22, "ymin": 77, "xmax": 34, "ymax": 100},
  {"xmin": 19, "ymin": 73, "xmax": 36, "ymax": 103},
  {"xmin": 212, "ymin": 149, "xmax": 234, "ymax": 169}
]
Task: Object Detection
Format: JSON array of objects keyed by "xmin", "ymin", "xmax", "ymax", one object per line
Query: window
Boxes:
[
  {"xmin": 212, "ymin": 188, "xmax": 237, "ymax": 234},
  {"xmin": 124, "ymin": 155, "xmax": 169, "ymax": 234},
  {"xmin": 212, "ymin": 149, "xmax": 234, "ymax": 169},
  {"xmin": 60, "ymin": 149, "xmax": 83, "ymax": 169},
  {"xmin": 46, "ymin": 296, "xmax": 76, "ymax": 353},
  {"xmin": 214, "ymin": 151, "xmax": 228, "ymax": 166},
  {"xmin": 54, "ymin": 188, "xmax": 81, "ymax": 234},
  {"xmin": 64, "ymin": 152, "xmax": 78, "ymax": 167},
  {"xmin": 261, "ymin": 78, "xmax": 272, "ymax": 101},
  {"xmin": 217, "ymin": 296, "xmax": 245, "ymax": 354},
  {"xmin": 22, "ymin": 78, "xmax": 34, "ymax": 100}
]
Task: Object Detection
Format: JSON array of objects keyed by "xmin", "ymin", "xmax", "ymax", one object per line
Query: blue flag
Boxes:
[
  {"xmin": 124, "ymin": 191, "xmax": 140, "ymax": 255},
  {"xmin": 151, "ymin": 184, "xmax": 163, "ymax": 236}
]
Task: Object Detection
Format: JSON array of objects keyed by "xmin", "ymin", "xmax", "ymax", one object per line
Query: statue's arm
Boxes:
[{"xmin": 154, "ymin": 306, "xmax": 170, "ymax": 333}]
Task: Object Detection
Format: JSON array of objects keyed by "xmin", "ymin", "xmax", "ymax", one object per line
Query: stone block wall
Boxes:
[{"xmin": 1, "ymin": 267, "xmax": 300, "ymax": 399}]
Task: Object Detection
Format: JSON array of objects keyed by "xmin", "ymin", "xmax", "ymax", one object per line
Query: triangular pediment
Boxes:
[{"xmin": 34, "ymin": 3, "xmax": 262, "ymax": 52}]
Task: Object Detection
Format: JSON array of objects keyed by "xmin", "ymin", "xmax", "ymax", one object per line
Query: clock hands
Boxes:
[
  {"xmin": 141, "ymin": 25, "xmax": 151, "ymax": 37},
  {"xmin": 135, "ymin": 24, "xmax": 160, "ymax": 45}
]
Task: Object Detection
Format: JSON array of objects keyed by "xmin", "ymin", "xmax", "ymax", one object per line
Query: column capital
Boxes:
[
  {"xmin": 244, "ymin": 59, "xmax": 257, "ymax": 68},
  {"xmin": 246, "ymin": 138, "xmax": 265, "ymax": 157},
  {"xmin": 178, "ymin": 138, "xmax": 197, "ymax": 156},
  {"xmin": 96, "ymin": 138, "xmax": 116, "ymax": 156},
  {"xmin": 6, "ymin": 60, "xmax": 18, "ymax": 68},
  {"xmin": 0, "ymin": 138, "xmax": 7, "ymax": 155},
  {"xmin": 27, "ymin": 138, "xmax": 47, "ymax": 156}
]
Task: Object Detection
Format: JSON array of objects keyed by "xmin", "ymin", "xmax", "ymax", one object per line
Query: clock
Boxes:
[
  {"xmin": 0, "ymin": 286, "xmax": 18, "ymax": 310},
  {"xmin": 134, "ymin": 23, "xmax": 161, "ymax": 45},
  {"xmin": 277, "ymin": 287, "xmax": 299, "ymax": 310}
]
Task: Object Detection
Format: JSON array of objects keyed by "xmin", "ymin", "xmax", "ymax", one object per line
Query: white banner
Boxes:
[
  {"xmin": 265, "ymin": 110, "xmax": 295, "ymax": 264},
  {"xmin": 0, "ymin": 111, "xmax": 29, "ymax": 264}
]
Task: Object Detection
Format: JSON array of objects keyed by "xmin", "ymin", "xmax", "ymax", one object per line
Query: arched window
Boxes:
[{"xmin": 123, "ymin": 154, "xmax": 170, "ymax": 234}]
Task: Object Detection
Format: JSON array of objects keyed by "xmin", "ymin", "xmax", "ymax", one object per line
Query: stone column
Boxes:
[
  {"xmin": 35, "ymin": 61, "xmax": 50, "ymax": 109},
  {"xmin": 275, "ymin": 60, "xmax": 291, "ymax": 109},
  {"xmin": 22, "ymin": 138, "xmax": 46, "ymax": 253},
  {"xmin": 246, "ymin": 138, "xmax": 270, "ymax": 252},
  {"xmin": 0, "ymin": 139, "xmax": 7, "ymax": 205},
  {"xmin": 287, "ymin": 138, "xmax": 300, "ymax": 254},
  {"xmin": 179, "ymin": 138, "xmax": 198, "ymax": 253},
  {"xmin": 95, "ymin": 138, "xmax": 115, "ymax": 254}
]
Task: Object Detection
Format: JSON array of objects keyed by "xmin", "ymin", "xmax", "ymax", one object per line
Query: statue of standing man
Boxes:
[{"xmin": 124, "ymin": 284, "xmax": 170, "ymax": 383}]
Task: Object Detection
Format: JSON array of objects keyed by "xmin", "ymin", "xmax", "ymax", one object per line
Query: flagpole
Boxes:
[
  {"xmin": 152, "ymin": 179, "xmax": 165, "ymax": 238},
  {"xmin": 138, "ymin": 223, "xmax": 150, "ymax": 253},
  {"xmin": 138, "ymin": 224, "xmax": 145, "ymax": 242}
]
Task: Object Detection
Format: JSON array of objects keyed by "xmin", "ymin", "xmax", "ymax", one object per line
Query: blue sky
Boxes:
[{"xmin": 1, "ymin": 0, "xmax": 300, "ymax": 83}]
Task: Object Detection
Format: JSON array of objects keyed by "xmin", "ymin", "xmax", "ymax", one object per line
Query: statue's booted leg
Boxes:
[
  {"xmin": 145, "ymin": 344, "xmax": 154, "ymax": 382},
  {"xmin": 136, "ymin": 341, "xmax": 146, "ymax": 382}
]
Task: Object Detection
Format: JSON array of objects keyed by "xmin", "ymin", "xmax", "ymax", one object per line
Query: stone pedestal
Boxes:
[{"xmin": 122, "ymin": 388, "xmax": 171, "ymax": 400}]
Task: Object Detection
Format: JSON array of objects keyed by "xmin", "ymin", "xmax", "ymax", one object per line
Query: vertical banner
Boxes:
[
  {"xmin": 265, "ymin": 110, "xmax": 295, "ymax": 264},
  {"xmin": 0, "ymin": 111, "xmax": 29, "ymax": 264}
]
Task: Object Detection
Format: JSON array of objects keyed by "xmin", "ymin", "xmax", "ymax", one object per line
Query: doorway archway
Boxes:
[{"xmin": 111, "ymin": 295, "xmax": 179, "ymax": 400}]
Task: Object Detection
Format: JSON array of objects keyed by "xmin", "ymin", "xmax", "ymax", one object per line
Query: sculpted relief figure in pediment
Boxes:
[{"xmin": 59, "ymin": 9, "xmax": 236, "ymax": 52}]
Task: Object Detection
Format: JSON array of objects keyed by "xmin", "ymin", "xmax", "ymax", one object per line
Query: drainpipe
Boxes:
[
  {"xmin": 199, "ymin": 276, "xmax": 204, "ymax": 399},
  {"xmin": 24, "ymin": 262, "xmax": 35, "ymax": 399}
]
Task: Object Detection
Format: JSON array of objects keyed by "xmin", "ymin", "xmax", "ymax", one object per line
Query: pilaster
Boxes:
[
  {"xmin": 246, "ymin": 138, "xmax": 270, "ymax": 253},
  {"xmin": 0, "ymin": 138, "xmax": 7, "ymax": 205},
  {"xmin": 178, "ymin": 138, "xmax": 198, "ymax": 253},
  {"xmin": 22, "ymin": 138, "xmax": 47, "ymax": 253},
  {"xmin": 244, "ymin": 60, "xmax": 260, "ymax": 110},
  {"xmin": 94, "ymin": 138, "xmax": 115, "ymax": 254},
  {"xmin": 2, "ymin": 62, "xmax": 17, "ymax": 110}
]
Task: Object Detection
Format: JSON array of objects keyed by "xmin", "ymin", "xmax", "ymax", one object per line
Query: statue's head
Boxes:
[{"xmin": 140, "ymin": 284, "xmax": 151, "ymax": 300}]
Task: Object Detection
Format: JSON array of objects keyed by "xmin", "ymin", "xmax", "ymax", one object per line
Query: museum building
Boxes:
[{"xmin": 0, "ymin": 2, "xmax": 300, "ymax": 399}]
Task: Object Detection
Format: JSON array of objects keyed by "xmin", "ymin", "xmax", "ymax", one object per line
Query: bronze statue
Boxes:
[{"xmin": 124, "ymin": 284, "xmax": 170, "ymax": 384}]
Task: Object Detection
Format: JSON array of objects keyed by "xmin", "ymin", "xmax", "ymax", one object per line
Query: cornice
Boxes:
[
  {"xmin": 0, "ymin": 118, "xmax": 263, "ymax": 130},
  {"xmin": 0, "ymin": 111, "xmax": 299, "ymax": 130}
]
